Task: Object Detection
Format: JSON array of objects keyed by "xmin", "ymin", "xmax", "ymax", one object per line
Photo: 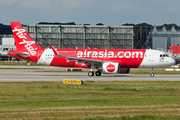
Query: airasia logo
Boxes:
[
  {"xmin": 106, "ymin": 64, "xmax": 115, "ymax": 72},
  {"xmin": 13, "ymin": 27, "xmax": 37, "ymax": 56},
  {"xmin": 77, "ymin": 50, "xmax": 143, "ymax": 58}
]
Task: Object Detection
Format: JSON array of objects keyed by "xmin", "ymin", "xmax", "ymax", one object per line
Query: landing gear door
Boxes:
[{"xmin": 148, "ymin": 50, "xmax": 154, "ymax": 62}]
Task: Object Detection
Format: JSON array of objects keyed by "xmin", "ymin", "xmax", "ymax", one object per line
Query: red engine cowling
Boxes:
[{"xmin": 102, "ymin": 62, "xmax": 130, "ymax": 74}]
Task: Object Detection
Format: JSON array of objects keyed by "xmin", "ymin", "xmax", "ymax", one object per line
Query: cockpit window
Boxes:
[{"xmin": 160, "ymin": 54, "xmax": 169, "ymax": 57}]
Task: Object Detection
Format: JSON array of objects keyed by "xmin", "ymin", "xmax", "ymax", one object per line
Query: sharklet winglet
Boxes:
[
  {"xmin": 50, "ymin": 45, "xmax": 66, "ymax": 58},
  {"xmin": 50, "ymin": 45, "xmax": 59, "ymax": 55}
]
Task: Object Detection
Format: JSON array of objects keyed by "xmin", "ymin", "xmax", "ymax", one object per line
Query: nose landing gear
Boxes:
[{"xmin": 150, "ymin": 68, "xmax": 154, "ymax": 77}]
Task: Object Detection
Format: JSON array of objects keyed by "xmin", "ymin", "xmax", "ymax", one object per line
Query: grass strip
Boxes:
[
  {"xmin": 130, "ymin": 70, "xmax": 180, "ymax": 74},
  {"xmin": 0, "ymin": 81, "xmax": 180, "ymax": 119},
  {"xmin": 1, "ymin": 97, "xmax": 180, "ymax": 108},
  {"xmin": 34, "ymin": 70, "xmax": 180, "ymax": 74},
  {"xmin": 0, "ymin": 68, "xmax": 40, "ymax": 69},
  {"xmin": 0, "ymin": 61, "xmax": 46, "ymax": 66}
]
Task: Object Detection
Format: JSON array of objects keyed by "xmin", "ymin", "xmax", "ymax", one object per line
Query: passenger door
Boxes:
[{"xmin": 148, "ymin": 50, "xmax": 154, "ymax": 62}]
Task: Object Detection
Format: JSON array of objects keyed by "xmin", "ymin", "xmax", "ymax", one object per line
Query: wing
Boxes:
[{"xmin": 50, "ymin": 45, "xmax": 102, "ymax": 66}]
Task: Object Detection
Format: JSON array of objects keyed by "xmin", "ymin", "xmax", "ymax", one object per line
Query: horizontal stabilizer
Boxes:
[{"xmin": 8, "ymin": 50, "xmax": 29, "ymax": 57}]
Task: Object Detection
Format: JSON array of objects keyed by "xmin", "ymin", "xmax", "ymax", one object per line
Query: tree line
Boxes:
[{"xmin": 0, "ymin": 23, "xmax": 12, "ymax": 35}]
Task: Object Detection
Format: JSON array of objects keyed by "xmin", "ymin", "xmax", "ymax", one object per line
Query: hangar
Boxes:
[
  {"xmin": 0, "ymin": 23, "xmax": 153, "ymax": 54},
  {"xmin": 23, "ymin": 24, "xmax": 153, "ymax": 49},
  {"xmin": 24, "ymin": 24, "xmax": 134, "ymax": 49}
]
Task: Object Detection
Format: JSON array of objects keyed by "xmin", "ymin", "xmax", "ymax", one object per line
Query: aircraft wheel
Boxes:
[
  {"xmin": 88, "ymin": 71, "xmax": 94, "ymax": 76},
  {"xmin": 95, "ymin": 71, "xmax": 101, "ymax": 76},
  {"xmin": 150, "ymin": 73, "xmax": 154, "ymax": 77}
]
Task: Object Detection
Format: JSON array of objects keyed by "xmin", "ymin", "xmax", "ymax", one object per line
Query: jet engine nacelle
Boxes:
[
  {"xmin": 102, "ymin": 62, "xmax": 120, "ymax": 74},
  {"xmin": 102, "ymin": 62, "xmax": 130, "ymax": 74}
]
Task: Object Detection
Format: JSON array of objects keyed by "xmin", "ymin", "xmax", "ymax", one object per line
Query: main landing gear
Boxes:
[
  {"xmin": 150, "ymin": 67, "xmax": 154, "ymax": 77},
  {"xmin": 88, "ymin": 71, "xmax": 101, "ymax": 76}
]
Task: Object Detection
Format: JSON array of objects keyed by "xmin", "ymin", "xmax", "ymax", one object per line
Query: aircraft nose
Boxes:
[{"xmin": 171, "ymin": 58, "xmax": 176, "ymax": 65}]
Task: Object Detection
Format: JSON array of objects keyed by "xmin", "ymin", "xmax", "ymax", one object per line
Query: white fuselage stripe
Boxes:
[{"xmin": 37, "ymin": 49, "xmax": 54, "ymax": 65}]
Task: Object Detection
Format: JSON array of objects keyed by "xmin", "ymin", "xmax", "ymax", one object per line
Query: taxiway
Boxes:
[{"xmin": 0, "ymin": 66, "xmax": 179, "ymax": 82}]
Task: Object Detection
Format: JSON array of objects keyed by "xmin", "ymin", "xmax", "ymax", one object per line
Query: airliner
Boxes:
[{"xmin": 8, "ymin": 22, "xmax": 175, "ymax": 77}]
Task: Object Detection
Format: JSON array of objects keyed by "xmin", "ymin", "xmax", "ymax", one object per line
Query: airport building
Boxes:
[
  {"xmin": 152, "ymin": 26, "xmax": 180, "ymax": 50},
  {"xmin": 0, "ymin": 35, "xmax": 15, "ymax": 60},
  {"xmin": 0, "ymin": 35, "xmax": 15, "ymax": 51}
]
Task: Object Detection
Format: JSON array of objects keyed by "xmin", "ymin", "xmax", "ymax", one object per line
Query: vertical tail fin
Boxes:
[{"xmin": 11, "ymin": 22, "xmax": 42, "ymax": 56}]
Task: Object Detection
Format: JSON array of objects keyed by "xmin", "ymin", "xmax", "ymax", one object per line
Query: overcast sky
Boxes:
[{"xmin": 1, "ymin": 0, "xmax": 180, "ymax": 26}]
